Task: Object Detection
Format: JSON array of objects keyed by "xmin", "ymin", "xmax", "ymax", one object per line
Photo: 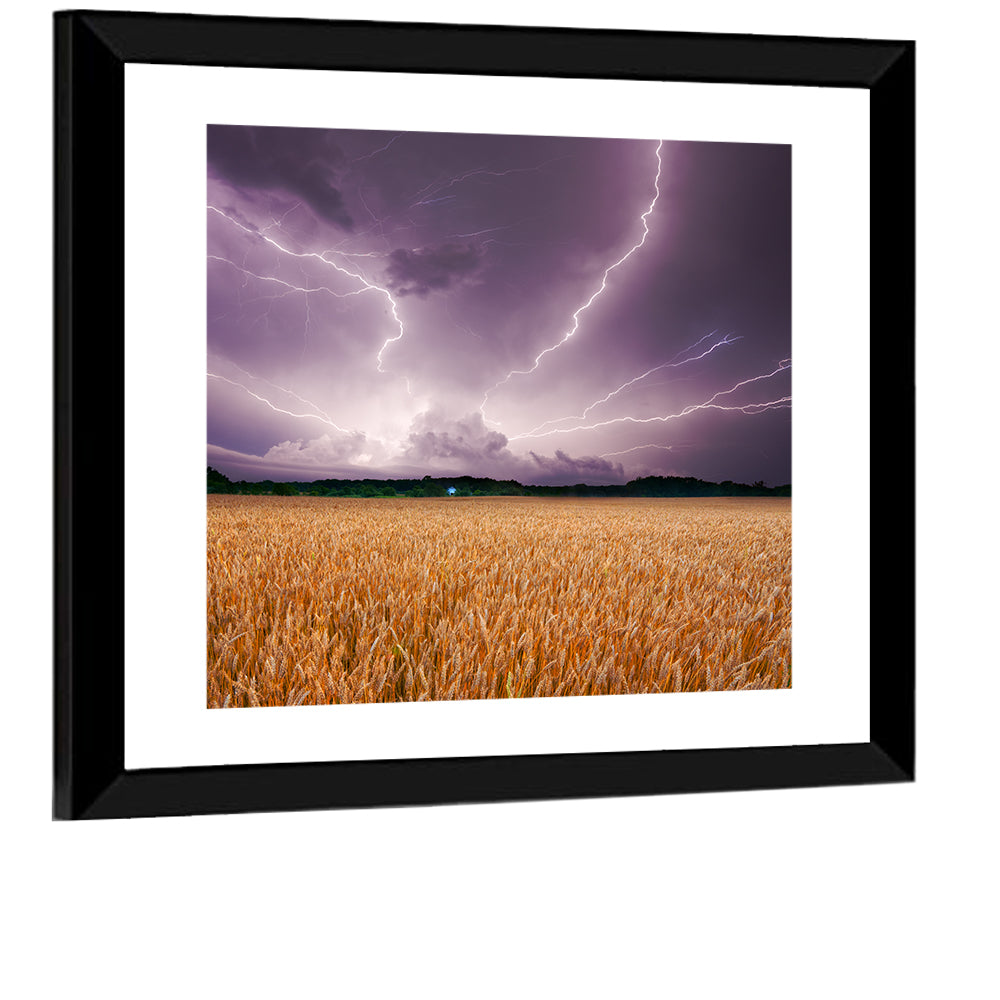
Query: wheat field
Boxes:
[{"xmin": 207, "ymin": 495, "xmax": 790, "ymax": 707}]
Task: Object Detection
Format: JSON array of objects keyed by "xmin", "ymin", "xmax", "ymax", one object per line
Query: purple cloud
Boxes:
[{"xmin": 384, "ymin": 243, "xmax": 483, "ymax": 297}]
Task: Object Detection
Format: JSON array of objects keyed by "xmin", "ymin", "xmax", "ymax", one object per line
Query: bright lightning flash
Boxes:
[
  {"xmin": 519, "ymin": 331, "xmax": 740, "ymax": 437},
  {"xmin": 510, "ymin": 361, "xmax": 791, "ymax": 442},
  {"xmin": 480, "ymin": 139, "xmax": 665, "ymax": 420},
  {"xmin": 208, "ymin": 205, "xmax": 409, "ymax": 379}
]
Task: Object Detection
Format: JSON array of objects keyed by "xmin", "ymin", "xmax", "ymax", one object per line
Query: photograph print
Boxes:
[{"xmin": 206, "ymin": 124, "xmax": 791, "ymax": 708}]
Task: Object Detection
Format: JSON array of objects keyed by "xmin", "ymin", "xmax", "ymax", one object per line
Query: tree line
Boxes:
[{"xmin": 208, "ymin": 467, "xmax": 790, "ymax": 498}]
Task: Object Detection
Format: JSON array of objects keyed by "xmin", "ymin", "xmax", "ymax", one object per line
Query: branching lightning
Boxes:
[
  {"xmin": 218, "ymin": 360, "xmax": 340, "ymax": 425},
  {"xmin": 408, "ymin": 156, "xmax": 571, "ymax": 208},
  {"xmin": 208, "ymin": 205, "xmax": 408, "ymax": 379},
  {"xmin": 208, "ymin": 254, "xmax": 369, "ymax": 301},
  {"xmin": 208, "ymin": 129, "xmax": 789, "ymax": 485},
  {"xmin": 207, "ymin": 372, "xmax": 355, "ymax": 434},
  {"xmin": 479, "ymin": 140, "xmax": 665, "ymax": 419},
  {"xmin": 509, "ymin": 361, "xmax": 791, "ymax": 441},
  {"xmin": 518, "ymin": 331, "xmax": 740, "ymax": 437}
]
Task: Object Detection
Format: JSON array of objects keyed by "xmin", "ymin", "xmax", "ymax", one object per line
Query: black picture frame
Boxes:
[{"xmin": 54, "ymin": 10, "xmax": 914, "ymax": 820}]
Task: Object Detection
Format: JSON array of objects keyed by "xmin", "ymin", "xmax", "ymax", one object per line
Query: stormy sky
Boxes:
[{"xmin": 207, "ymin": 125, "xmax": 790, "ymax": 486}]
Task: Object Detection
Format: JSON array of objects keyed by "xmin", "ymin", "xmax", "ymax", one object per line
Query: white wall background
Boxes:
[{"xmin": 2, "ymin": 2, "xmax": 993, "ymax": 997}]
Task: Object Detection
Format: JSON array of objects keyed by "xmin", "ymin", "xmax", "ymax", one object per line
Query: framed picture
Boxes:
[{"xmin": 54, "ymin": 11, "xmax": 914, "ymax": 819}]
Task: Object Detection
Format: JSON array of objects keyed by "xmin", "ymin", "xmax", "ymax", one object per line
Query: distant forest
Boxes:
[{"xmin": 208, "ymin": 467, "xmax": 790, "ymax": 498}]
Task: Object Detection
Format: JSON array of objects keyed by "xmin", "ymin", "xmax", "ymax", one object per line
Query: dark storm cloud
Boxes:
[
  {"xmin": 207, "ymin": 127, "xmax": 791, "ymax": 486},
  {"xmin": 399, "ymin": 412, "xmax": 627, "ymax": 486},
  {"xmin": 383, "ymin": 243, "xmax": 483, "ymax": 297},
  {"xmin": 529, "ymin": 450, "xmax": 624, "ymax": 483},
  {"xmin": 208, "ymin": 125, "xmax": 354, "ymax": 230},
  {"xmin": 403, "ymin": 411, "xmax": 510, "ymax": 463}
]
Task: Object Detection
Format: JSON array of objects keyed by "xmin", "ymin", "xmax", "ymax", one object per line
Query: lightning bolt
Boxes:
[
  {"xmin": 480, "ymin": 139, "xmax": 665, "ymax": 420},
  {"xmin": 216, "ymin": 360, "xmax": 340, "ymax": 425},
  {"xmin": 408, "ymin": 156, "xmax": 571, "ymax": 208},
  {"xmin": 351, "ymin": 132, "xmax": 404, "ymax": 163},
  {"xmin": 207, "ymin": 372, "xmax": 356, "ymax": 434},
  {"xmin": 518, "ymin": 331, "xmax": 740, "ymax": 437},
  {"xmin": 259, "ymin": 201, "xmax": 304, "ymax": 237},
  {"xmin": 208, "ymin": 205, "xmax": 409, "ymax": 381},
  {"xmin": 442, "ymin": 219, "xmax": 530, "ymax": 241},
  {"xmin": 207, "ymin": 255, "xmax": 369, "ymax": 301},
  {"xmin": 509, "ymin": 362, "xmax": 791, "ymax": 441},
  {"xmin": 208, "ymin": 132, "xmax": 788, "ymax": 482},
  {"xmin": 444, "ymin": 300, "xmax": 484, "ymax": 343},
  {"xmin": 600, "ymin": 443, "xmax": 678, "ymax": 459}
]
